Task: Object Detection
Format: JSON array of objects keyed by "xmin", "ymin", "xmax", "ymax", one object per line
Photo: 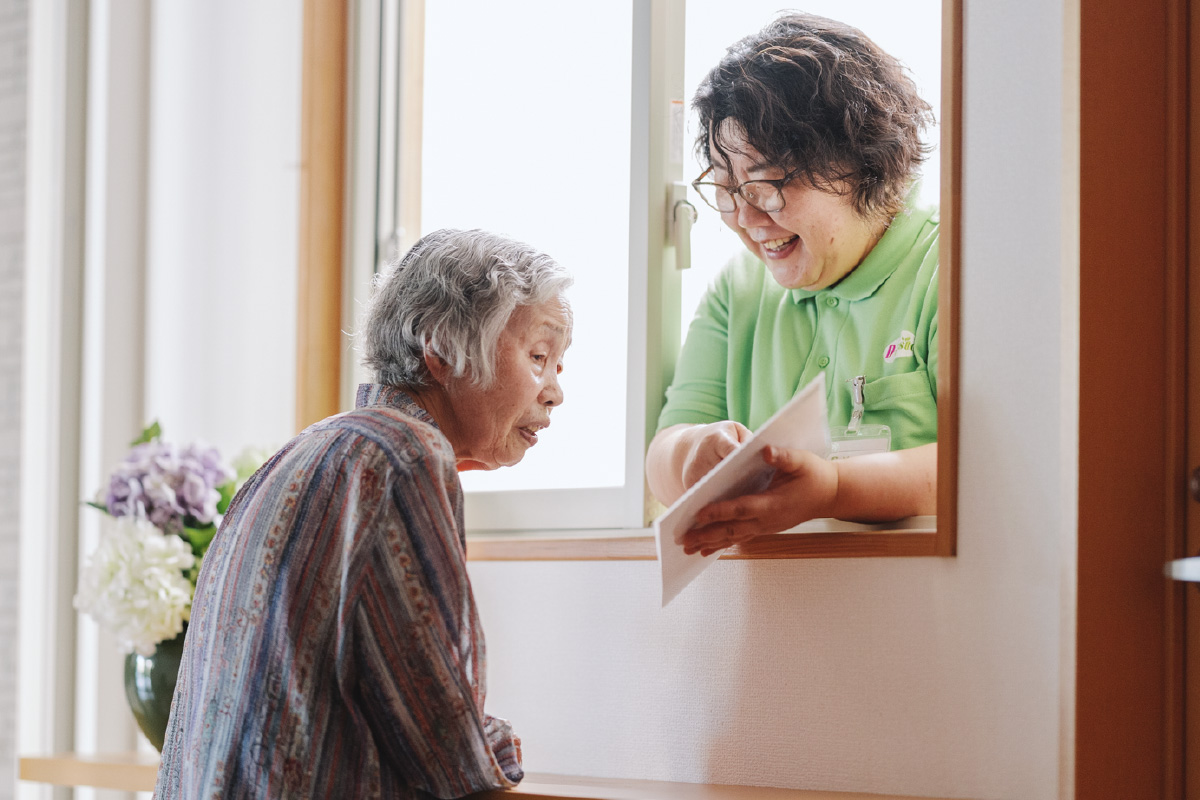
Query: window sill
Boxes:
[{"xmin": 465, "ymin": 516, "xmax": 938, "ymax": 561}]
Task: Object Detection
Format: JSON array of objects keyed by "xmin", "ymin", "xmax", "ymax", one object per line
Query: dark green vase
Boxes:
[{"xmin": 123, "ymin": 629, "xmax": 185, "ymax": 752}]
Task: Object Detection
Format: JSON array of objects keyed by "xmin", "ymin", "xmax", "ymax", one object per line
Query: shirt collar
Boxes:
[
  {"xmin": 788, "ymin": 184, "xmax": 933, "ymax": 304},
  {"xmin": 355, "ymin": 383, "xmax": 439, "ymax": 428}
]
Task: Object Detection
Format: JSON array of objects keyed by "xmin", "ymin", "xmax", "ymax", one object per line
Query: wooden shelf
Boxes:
[
  {"xmin": 20, "ymin": 754, "xmax": 961, "ymax": 799},
  {"xmin": 479, "ymin": 773, "xmax": 962, "ymax": 800},
  {"xmin": 19, "ymin": 753, "xmax": 160, "ymax": 793}
]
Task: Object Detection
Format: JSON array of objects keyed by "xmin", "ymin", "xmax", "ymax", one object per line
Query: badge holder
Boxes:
[{"xmin": 828, "ymin": 376, "xmax": 891, "ymax": 461}]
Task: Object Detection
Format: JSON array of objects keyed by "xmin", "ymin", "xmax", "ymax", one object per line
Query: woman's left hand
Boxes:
[{"xmin": 679, "ymin": 445, "xmax": 838, "ymax": 556}]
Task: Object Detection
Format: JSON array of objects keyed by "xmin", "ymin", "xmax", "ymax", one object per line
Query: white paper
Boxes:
[{"xmin": 654, "ymin": 373, "xmax": 830, "ymax": 606}]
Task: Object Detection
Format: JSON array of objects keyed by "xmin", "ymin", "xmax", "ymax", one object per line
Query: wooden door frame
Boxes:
[{"xmin": 1077, "ymin": 0, "xmax": 1188, "ymax": 795}]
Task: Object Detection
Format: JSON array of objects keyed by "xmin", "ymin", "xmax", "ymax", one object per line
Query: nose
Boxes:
[
  {"xmin": 732, "ymin": 193, "xmax": 771, "ymax": 228},
  {"xmin": 541, "ymin": 369, "xmax": 564, "ymax": 408}
]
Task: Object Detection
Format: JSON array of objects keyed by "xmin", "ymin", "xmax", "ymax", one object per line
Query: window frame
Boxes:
[{"xmin": 317, "ymin": 0, "xmax": 960, "ymax": 558}]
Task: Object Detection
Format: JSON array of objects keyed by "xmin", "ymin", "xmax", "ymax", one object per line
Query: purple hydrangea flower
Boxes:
[
  {"xmin": 104, "ymin": 475, "xmax": 144, "ymax": 518},
  {"xmin": 103, "ymin": 436, "xmax": 235, "ymax": 530}
]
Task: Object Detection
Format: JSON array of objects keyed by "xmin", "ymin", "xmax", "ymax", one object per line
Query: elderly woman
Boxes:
[
  {"xmin": 646, "ymin": 13, "xmax": 938, "ymax": 555},
  {"xmin": 155, "ymin": 229, "xmax": 571, "ymax": 798}
]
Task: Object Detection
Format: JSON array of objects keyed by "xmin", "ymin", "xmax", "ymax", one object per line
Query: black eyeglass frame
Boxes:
[{"xmin": 690, "ymin": 165, "xmax": 797, "ymax": 214}]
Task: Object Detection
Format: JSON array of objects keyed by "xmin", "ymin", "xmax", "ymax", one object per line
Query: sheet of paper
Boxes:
[{"xmin": 654, "ymin": 373, "xmax": 830, "ymax": 606}]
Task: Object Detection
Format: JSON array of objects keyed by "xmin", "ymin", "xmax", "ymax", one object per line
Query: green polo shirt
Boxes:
[{"xmin": 657, "ymin": 200, "xmax": 939, "ymax": 451}]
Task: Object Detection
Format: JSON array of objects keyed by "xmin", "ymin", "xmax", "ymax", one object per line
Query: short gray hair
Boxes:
[{"xmin": 360, "ymin": 228, "xmax": 572, "ymax": 389}]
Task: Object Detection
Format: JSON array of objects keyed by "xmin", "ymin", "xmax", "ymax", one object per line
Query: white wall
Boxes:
[
  {"xmin": 143, "ymin": 1, "xmax": 301, "ymax": 455},
  {"xmin": 467, "ymin": 0, "xmax": 1073, "ymax": 798}
]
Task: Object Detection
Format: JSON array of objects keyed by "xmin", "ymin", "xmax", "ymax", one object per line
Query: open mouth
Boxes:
[
  {"xmin": 518, "ymin": 422, "xmax": 548, "ymax": 446},
  {"xmin": 760, "ymin": 235, "xmax": 799, "ymax": 259}
]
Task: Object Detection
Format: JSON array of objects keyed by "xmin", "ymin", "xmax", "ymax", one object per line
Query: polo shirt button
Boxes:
[
  {"xmin": 825, "ymin": 296, "xmax": 838, "ymax": 307},
  {"xmin": 818, "ymin": 356, "xmax": 830, "ymax": 368}
]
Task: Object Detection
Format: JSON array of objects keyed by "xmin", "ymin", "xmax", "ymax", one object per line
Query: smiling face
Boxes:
[
  {"xmin": 438, "ymin": 295, "xmax": 572, "ymax": 470},
  {"xmin": 711, "ymin": 123, "xmax": 886, "ymax": 292}
]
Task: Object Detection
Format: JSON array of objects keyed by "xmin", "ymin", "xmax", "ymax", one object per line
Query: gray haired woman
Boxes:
[{"xmin": 155, "ymin": 229, "xmax": 572, "ymax": 799}]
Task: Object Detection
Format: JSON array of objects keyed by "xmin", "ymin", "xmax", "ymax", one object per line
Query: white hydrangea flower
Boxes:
[{"xmin": 74, "ymin": 516, "xmax": 196, "ymax": 656}]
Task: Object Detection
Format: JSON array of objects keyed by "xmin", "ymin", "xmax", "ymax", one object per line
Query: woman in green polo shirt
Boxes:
[{"xmin": 646, "ymin": 12, "xmax": 939, "ymax": 555}]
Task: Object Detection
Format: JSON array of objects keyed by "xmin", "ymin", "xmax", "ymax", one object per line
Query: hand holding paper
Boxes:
[
  {"xmin": 654, "ymin": 374, "xmax": 831, "ymax": 606},
  {"xmin": 681, "ymin": 445, "xmax": 837, "ymax": 556},
  {"xmin": 677, "ymin": 420, "xmax": 754, "ymax": 493}
]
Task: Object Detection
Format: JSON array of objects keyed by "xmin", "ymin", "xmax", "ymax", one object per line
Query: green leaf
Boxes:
[
  {"xmin": 215, "ymin": 480, "xmax": 237, "ymax": 516},
  {"xmin": 182, "ymin": 525, "xmax": 218, "ymax": 560},
  {"xmin": 84, "ymin": 500, "xmax": 110, "ymax": 513},
  {"xmin": 130, "ymin": 420, "xmax": 162, "ymax": 446}
]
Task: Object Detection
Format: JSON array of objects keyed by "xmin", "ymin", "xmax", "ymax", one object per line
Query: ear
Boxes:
[{"xmin": 422, "ymin": 346, "xmax": 453, "ymax": 385}]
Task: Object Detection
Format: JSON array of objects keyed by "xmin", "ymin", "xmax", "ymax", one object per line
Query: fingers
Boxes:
[
  {"xmin": 679, "ymin": 519, "xmax": 761, "ymax": 556},
  {"xmin": 762, "ymin": 444, "xmax": 816, "ymax": 474},
  {"xmin": 681, "ymin": 455, "xmax": 717, "ymax": 491},
  {"xmin": 677, "ymin": 495, "xmax": 776, "ymax": 554},
  {"xmin": 680, "ymin": 423, "xmax": 747, "ymax": 489},
  {"xmin": 675, "ymin": 448, "xmax": 833, "ymax": 554},
  {"xmin": 692, "ymin": 493, "xmax": 768, "ymax": 528}
]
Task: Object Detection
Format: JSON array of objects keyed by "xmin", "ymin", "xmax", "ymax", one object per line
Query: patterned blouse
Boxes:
[{"xmin": 155, "ymin": 384, "xmax": 522, "ymax": 799}]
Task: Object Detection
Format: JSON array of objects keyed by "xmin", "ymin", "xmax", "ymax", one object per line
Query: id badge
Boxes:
[
  {"xmin": 828, "ymin": 424, "xmax": 891, "ymax": 460},
  {"xmin": 827, "ymin": 375, "xmax": 890, "ymax": 460}
]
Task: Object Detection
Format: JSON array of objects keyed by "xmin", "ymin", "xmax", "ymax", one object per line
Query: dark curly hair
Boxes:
[{"xmin": 693, "ymin": 12, "xmax": 934, "ymax": 221}]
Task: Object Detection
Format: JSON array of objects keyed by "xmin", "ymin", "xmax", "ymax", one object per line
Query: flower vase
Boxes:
[{"xmin": 123, "ymin": 629, "xmax": 185, "ymax": 751}]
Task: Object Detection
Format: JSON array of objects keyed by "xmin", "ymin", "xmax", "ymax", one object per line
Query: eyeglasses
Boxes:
[{"xmin": 691, "ymin": 166, "xmax": 794, "ymax": 214}]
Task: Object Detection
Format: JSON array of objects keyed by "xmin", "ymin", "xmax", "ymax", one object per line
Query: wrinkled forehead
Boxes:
[{"xmin": 507, "ymin": 295, "xmax": 573, "ymax": 346}]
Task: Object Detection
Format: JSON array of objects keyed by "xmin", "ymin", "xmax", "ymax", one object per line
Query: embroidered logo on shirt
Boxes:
[{"xmin": 884, "ymin": 330, "xmax": 915, "ymax": 363}]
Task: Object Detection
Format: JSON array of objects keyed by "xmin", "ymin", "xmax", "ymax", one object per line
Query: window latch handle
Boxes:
[{"xmin": 670, "ymin": 182, "xmax": 696, "ymax": 270}]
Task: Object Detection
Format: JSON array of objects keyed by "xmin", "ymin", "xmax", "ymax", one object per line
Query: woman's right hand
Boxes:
[
  {"xmin": 676, "ymin": 421, "xmax": 753, "ymax": 490},
  {"xmin": 646, "ymin": 421, "xmax": 753, "ymax": 505}
]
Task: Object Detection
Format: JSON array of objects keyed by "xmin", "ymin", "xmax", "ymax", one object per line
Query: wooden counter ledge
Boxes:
[{"xmin": 20, "ymin": 754, "xmax": 962, "ymax": 799}]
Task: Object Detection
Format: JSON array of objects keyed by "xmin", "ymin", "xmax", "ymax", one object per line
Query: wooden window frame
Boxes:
[{"xmin": 296, "ymin": 0, "xmax": 962, "ymax": 562}]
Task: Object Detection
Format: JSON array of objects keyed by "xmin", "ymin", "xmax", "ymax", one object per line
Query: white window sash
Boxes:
[{"xmin": 346, "ymin": 0, "xmax": 686, "ymax": 532}]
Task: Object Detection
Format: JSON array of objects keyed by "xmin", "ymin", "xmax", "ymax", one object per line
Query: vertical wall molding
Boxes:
[
  {"xmin": 19, "ymin": 2, "xmax": 89, "ymax": 797},
  {"xmin": 76, "ymin": 1, "xmax": 153, "ymax": 788},
  {"xmin": 3, "ymin": 0, "xmax": 29, "ymax": 794},
  {"xmin": 1058, "ymin": 0, "xmax": 1081, "ymax": 796}
]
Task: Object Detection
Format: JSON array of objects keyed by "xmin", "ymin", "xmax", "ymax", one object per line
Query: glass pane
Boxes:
[
  {"xmin": 422, "ymin": 1, "xmax": 632, "ymax": 491},
  {"xmin": 681, "ymin": 1, "xmax": 942, "ymax": 339}
]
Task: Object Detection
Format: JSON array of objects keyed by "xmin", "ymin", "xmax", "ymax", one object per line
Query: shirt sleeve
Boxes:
[
  {"xmin": 484, "ymin": 714, "xmax": 523, "ymax": 780},
  {"xmin": 656, "ymin": 262, "xmax": 737, "ymax": 432},
  {"xmin": 340, "ymin": 445, "xmax": 521, "ymax": 798}
]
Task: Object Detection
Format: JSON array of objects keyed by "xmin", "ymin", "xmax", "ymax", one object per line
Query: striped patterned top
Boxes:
[{"xmin": 155, "ymin": 384, "xmax": 522, "ymax": 799}]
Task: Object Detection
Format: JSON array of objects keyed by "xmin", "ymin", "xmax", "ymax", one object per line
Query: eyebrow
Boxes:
[
  {"xmin": 546, "ymin": 322, "xmax": 573, "ymax": 350},
  {"xmin": 711, "ymin": 161, "xmax": 777, "ymax": 179}
]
